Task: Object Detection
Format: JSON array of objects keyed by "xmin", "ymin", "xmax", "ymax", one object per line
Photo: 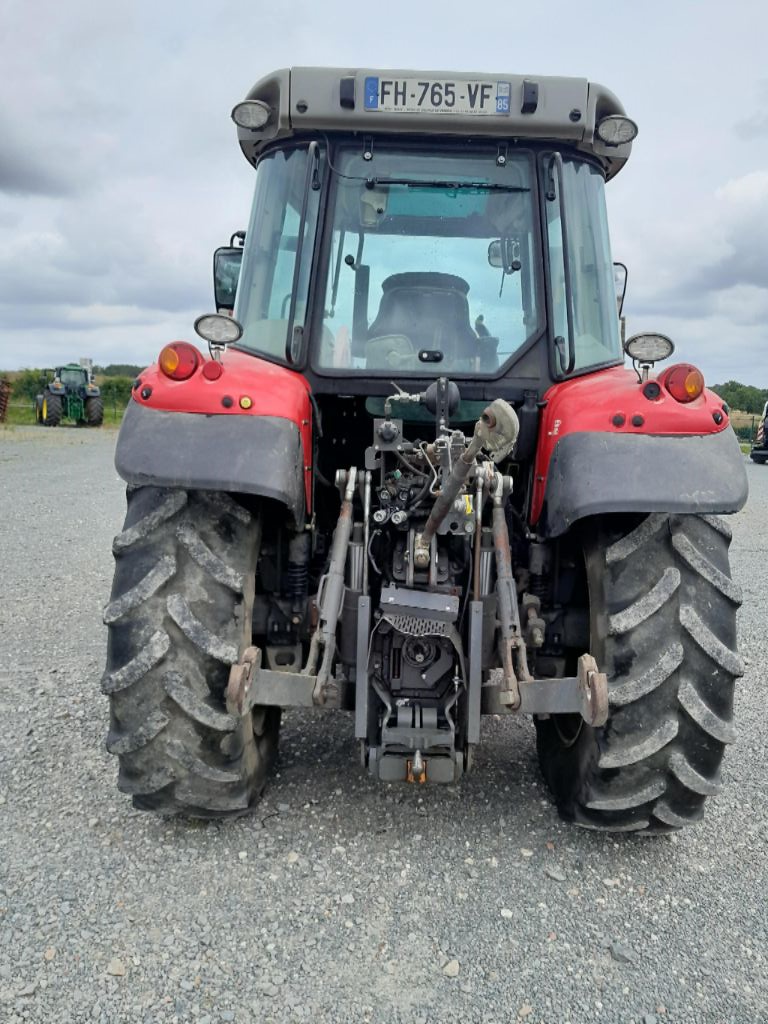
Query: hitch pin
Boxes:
[{"xmin": 408, "ymin": 750, "xmax": 426, "ymax": 784}]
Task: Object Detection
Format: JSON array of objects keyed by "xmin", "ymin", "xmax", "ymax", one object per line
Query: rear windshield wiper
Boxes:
[{"xmin": 364, "ymin": 177, "xmax": 530, "ymax": 192}]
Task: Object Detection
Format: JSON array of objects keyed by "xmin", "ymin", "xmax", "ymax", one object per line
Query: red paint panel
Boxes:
[
  {"xmin": 530, "ymin": 366, "xmax": 730, "ymax": 525},
  {"xmin": 133, "ymin": 346, "xmax": 313, "ymax": 511}
]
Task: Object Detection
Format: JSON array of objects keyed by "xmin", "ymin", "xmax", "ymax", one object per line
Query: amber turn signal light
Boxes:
[
  {"xmin": 660, "ymin": 363, "xmax": 705, "ymax": 404},
  {"xmin": 158, "ymin": 342, "xmax": 201, "ymax": 381}
]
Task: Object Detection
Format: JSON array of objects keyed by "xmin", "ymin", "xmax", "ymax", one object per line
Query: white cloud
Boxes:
[
  {"xmin": 717, "ymin": 170, "xmax": 768, "ymax": 204},
  {"xmin": 1, "ymin": 0, "xmax": 767, "ymax": 387}
]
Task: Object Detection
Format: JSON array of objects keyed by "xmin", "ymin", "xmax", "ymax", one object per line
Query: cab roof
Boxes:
[{"xmin": 236, "ymin": 67, "xmax": 634, "ymax": 179}]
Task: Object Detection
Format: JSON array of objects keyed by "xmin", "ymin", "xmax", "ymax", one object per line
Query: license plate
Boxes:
[{"xmin": 364, "ymin": 77, "xmax": 511, "ymax": 116}]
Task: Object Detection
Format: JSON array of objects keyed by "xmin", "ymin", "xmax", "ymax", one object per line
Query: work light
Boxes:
[
  {"xmin": 231, "ymin": 100, "xmax": 271, "ymax": 130},
  {"xmin": 596, "ymin": 115, "xmax": 638, "ymax": 146}
]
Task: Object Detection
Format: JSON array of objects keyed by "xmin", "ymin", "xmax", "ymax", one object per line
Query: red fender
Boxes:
[
  {"xmin": 530, "ymin": 366, "xmax": 730, "ymax": 526},
  {"xmin": 133, "ymin": 346, "xmax": 313, "ymax": 512}
]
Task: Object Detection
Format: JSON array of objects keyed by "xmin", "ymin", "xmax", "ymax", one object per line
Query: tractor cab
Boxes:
[
  {"xmin": 212, "ymin": 69, "xmax": 633, "ymax": 407},
  {"xmin": 750, "ymin": 400, "xmax": 768, "ymax": 464},
  {"xmin": 56, "ymin": 365, "xmax": 90, "ymax": 390}
]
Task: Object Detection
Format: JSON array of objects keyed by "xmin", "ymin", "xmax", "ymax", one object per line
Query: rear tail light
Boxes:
[
  {"xmin": 158, "ymin": 342, "xmax": 201, "ymax": 381},
  {"xmin": 660, "ymin": 363, "xmax": 705, "ymax": 404}
]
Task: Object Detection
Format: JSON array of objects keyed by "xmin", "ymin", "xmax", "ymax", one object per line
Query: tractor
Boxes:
[
  {"xmin": 749, "ymin": 400, "xmax": 767, "ymax": 464},
  {"xmin": 36, "ymin": 364, "xmax": 103, "ymax": 427},
  {"xmin": 103, "ymin": 68, "xmax": 748, "ymax": 833}
]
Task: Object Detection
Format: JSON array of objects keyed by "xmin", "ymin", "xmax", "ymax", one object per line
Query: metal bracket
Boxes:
[
  {"xmin": 226, "ymin": 646, "xmax": 262, "ymax": 717},
  {"xmin": 575, "ymin": 653, "xmax": 609, "ymax": 727},
  {"xmin": 229, "ymin": 644, "xmax": 355, "ymax": 711},
  {"xmin": 483, "ymin": 653, "xmax": 609, "ymax": 727}
]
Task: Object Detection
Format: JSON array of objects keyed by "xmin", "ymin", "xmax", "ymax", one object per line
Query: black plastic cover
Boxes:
[
  {"xmin": 521, "ymin": 80, "xmax": 539, "ymax": 114},
  {"xmin": 115, "ymin": 402, "xmax": 306, "ymax": 525},
  {"xmin": 541, "ymin": 429, "xmax": 748, "ymax": 536},
  {"xmin": 339, "ymin": 76, "xmax": 356, "ymax": 109}
]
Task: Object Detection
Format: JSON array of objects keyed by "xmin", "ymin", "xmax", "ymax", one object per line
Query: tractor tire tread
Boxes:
[
  {"xmin": 103, "ymin": 486, "xmax": 279, "ymax": 817},
  {"xmin": 101, "ymin": 629, "xmax": 170, "ymax": 694},
  {"xmin": 112, "ymin": 491, "xmax": 188, "ymax": 552},
  {"xmin": 166, "ymin": 593, "xmax": 239, "ymax": 664},
  {"xmin": 85, "ymin": 395, "xmax": 104, "ymax": 426},
  {"xmin": 176, "ymin": 521, "xmax": 244, "ymax": 592},
  {"xmin": 42, "ymin": 393, "xmax": 63, "ymax": 427},
  {"xmin": 536, "ymin": 513, "xmax": 740, "ymax": 832},
  {"xmin": 162, "ymin": 671, "xmax": 238, "ymax": 731},
  {"xmin": 103, "ymin": 556, "xmax": 176, "ymax": 624}
]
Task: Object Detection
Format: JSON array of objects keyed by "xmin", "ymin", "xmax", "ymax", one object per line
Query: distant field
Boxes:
[
  {"xmin": 729, "ymin": 408, "xmax": 761, "ymax": 440},
  {"xmin": 2, "ymin": 402, "xmax": 127, "ymax": 427}
]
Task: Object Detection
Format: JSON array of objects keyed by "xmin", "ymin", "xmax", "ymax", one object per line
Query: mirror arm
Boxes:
[{"xmin": 614, "ymin": 260, "xmax": 628, "ymax": 316}]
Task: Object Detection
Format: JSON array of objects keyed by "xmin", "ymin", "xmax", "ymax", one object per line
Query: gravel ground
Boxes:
[{"xmin": 0, "ymin": 425, "xmax": 766, "ymax": 1024}]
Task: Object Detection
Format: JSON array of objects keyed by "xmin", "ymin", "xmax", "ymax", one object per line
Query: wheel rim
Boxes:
[{"xmin": 42, "ymin": 398, "xmax": 47, "ymax": 420}]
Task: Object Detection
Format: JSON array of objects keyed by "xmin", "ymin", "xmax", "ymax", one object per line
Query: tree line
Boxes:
[
  {"xmin": 8, "ymin": 368, "xmax": 135, "ymax": 406},
  {"xmin": 710, "ymin": 381, "xmax": 768, "ymax": 415},
  {"xmin": 93, "ymin": 364, "xmax": 144, "ymax": 377}
]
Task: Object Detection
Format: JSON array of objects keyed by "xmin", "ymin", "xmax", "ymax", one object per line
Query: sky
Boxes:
[{"xmin": 1, "ymin": 0, "xmax": 766, "ymax": 386}]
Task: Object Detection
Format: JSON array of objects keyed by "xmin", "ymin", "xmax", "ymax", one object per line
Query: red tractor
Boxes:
[{"xmin": 103, "ymin": 68, "xmax": 747, "ymax": 832}]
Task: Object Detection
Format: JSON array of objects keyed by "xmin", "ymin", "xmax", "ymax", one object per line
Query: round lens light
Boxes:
[
  {"xmin": 624, "ymin": 333, "xmax": 675, "ymax": 363},
  {"xmin": 596, "ymin": 115, "xmax": 639, "ymax": 146},
  {"xmin": 158, "ymin": 342, "xmax": 200, "ymax": 381},
  {"xmin": 231, "ymin": 100, "xmax": 271, "ymax": 130},
  {"xmin": 662, "ymin": 363, "xmax": 705, "ymax": 404},
  {"xmin": 194, "ymin": 314, "xmax": 243, "ymax": 346}
]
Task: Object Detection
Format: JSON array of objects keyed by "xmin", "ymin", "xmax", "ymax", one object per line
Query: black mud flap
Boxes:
[
  {"xmin": 115, "ymin": 402, "xmax": 306, "ymax": 526},
  {"xmin": 542, "ymin": 429, "xmax": 748, "ymax": 537}
]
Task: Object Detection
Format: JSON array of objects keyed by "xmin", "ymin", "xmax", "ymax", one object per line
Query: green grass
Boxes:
[
  {"xmin": 4, "ymin": 404, "xmax": 36, "ymax": 425},
  {"xmin": 1, "ymin": 402, "xmax": 128, "ymax": 427}
]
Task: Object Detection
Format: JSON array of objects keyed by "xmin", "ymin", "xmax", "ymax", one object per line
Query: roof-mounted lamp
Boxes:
[
  {"xmin": 231, "ymin": 100, "xmax": 271, "ymax": 130},
  {"xmin": 596, "ymin": 114, "xmax": 638, "ymax": 147}
]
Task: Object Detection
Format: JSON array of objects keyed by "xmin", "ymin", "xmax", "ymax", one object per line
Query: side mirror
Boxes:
[
  {"xmin": 614, "ymin": 261, "xmax": 628, "ymax": 316},
  {"xmin": 488, "ymin": 239, "xmax": 522, "ymax": 274},
  {"xmin": 213, "ymin": 245, "xmax": 244, "ymax": 313}
]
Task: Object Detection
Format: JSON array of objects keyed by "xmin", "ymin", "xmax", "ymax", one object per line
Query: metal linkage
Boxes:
[
  {"xmin": 413, "ymin": 399, "xmax": 519, "ymax": 569},
  {"xmin": 304, "ymin": 467, "xmax": 357, "ymax": 704},
  {"xmin": 491, "ymin": 472, "xmax": 531, "ymax": 709},
  {"xmin": 483, "ymin": 654, "xmax": 609, "ymax": 726}
]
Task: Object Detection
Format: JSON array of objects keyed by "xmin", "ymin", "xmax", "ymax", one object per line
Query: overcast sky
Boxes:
[{"xmin": 1, "ymin": 0, "xmax": 766, "ymax": 385}]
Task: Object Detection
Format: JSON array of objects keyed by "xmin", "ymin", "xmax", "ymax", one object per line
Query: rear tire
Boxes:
[
  {"xmin": 102, "ymin": 486, "xmax": 280, "ymax": 817},
  {"xmin": 42, "ymin": 393, "xmax": 62, "ymax": 427},
  {"xmin": 85, "ymin": 396, "xmax": 104, "ymax": 426},
  {"xmin": 535, "ymin": 513, "xmax": 742, "ymax": 833}
]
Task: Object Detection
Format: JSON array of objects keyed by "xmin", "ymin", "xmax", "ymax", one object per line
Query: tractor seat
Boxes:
[{"xmin": 367, "ymin": 272, "xmax": 480, "ymax": 366}]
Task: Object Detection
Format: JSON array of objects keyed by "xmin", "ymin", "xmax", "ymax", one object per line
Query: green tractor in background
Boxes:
[{"xmin": 35, "ymin": 364, "xmax": 103, "ymax": 427}]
